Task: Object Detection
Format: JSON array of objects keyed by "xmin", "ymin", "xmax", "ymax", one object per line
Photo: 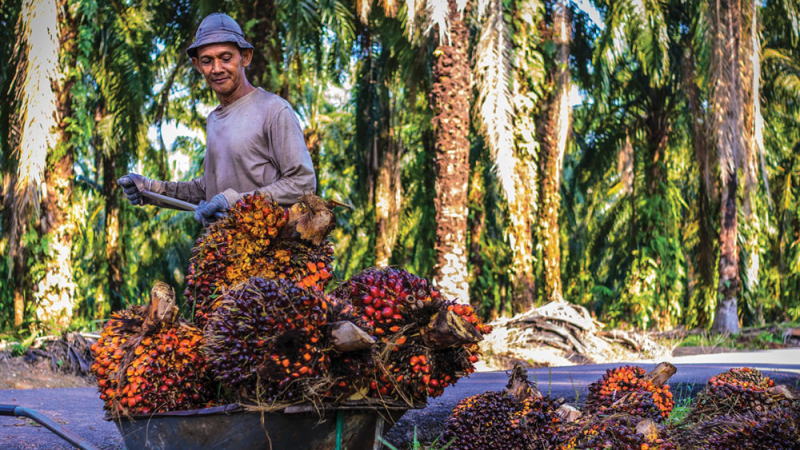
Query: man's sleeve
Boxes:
[
  {"xmin": 222, "ymin": 105, "xmax": 316, "ymax": 206},
  {"xmin": 147, "ymin": 177, "xmax": 207, "ymax": 208}
]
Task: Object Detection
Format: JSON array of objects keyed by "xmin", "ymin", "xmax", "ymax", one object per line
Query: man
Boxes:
[{"xmin": 118, "ymin": 13, "xmax": 316, "ymax": 226}]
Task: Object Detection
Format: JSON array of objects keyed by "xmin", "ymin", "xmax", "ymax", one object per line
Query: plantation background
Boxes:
[{"xmin": 1, "ymin": 0, "xmax": 799, "ymax": 336}]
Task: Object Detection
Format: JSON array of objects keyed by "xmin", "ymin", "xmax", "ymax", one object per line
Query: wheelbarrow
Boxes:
[
  {"xmin": 109, "ymin": 402, "xmax": 410, "ymax": 450},
  {"xmin": 2, "ymin": 401, "xmax": 409, "ymax": 449}
]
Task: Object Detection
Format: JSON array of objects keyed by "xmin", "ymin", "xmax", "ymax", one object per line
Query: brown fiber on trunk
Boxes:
[
  {"xmin": 509, "ymin": 0, "xmax": 541, "ymax": 313},
  {"xmin": 431, "ymin": 0, "xmax": 471, "ymax": 304},
  {"xmin": 711, "ymin": 0, "xmax": 745, "ymax": 334},
  {"xmin": 539, "ymin": 1, "xmax": 571, "ymax": 304}
]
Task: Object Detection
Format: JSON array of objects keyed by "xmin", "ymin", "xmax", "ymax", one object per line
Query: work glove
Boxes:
[
  {"xmin": 194, "ymin": 193, "xmax": 229, "ymax": 227},
  {"xmin": 117, "ymin": 173, "xmax": 151, "ymax": 205}
]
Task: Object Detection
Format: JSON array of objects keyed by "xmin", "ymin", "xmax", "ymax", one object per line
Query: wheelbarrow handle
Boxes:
[
  {"xmin": 0, "ymin": 404, "xmax": 99, "ymax": 450},
  {"xmin": 140, "ymin": 190, "xmax": 198, "ymax": 211}
]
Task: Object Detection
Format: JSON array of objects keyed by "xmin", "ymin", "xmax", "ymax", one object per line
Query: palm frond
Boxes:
[
  {"xmin": 474, "ymin": 0, "xmax": 516, "ymax": 204},
  {"xmin": 426, "ymin": 0, "xmax": 450, "ymax": 43}
]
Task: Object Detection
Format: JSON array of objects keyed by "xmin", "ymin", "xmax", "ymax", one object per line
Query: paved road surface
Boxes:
[{"xmin": 1, "ymin": 349, "xmax": 798, "ymax": 449}]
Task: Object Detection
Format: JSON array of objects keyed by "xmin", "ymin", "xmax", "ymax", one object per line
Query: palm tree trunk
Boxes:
[
  {"xmin": 683, "ymin": 45, "xmax": 717, "ymax": 326},
  {"xmin": 431, "ymin": 0, "xmax": 471, "ymax": 304},
  {"xmin": 683, "ymin": 47, "xmax": 717, "ymax": 287},
  {"xmin": 9, "ymin": 0, "xmax": 73, "ymax": 329},
  {"xmin": 374, "ymin": 134, "xmax": 402, "ymax": 267},
  {"xmin": 740, "ymin": 0, "xmax": 766, "ymax": 322},
  {"xmin": 508, "ymin": 0, "xmax": 543, "ymax": 312},
  {"xmin": 240, "ymin": 0, "xmax": 281, "ymax": 93},
  {"xmin": 102, "ymin": 149, "xmax": 125, "ymax": 312},
  {"xmin": 539, "ymin": 0, "xmax": 571, "ymax": 304},
  {"xmin": 711, "ymin": 0, "xmax": 745, "ymax": 334}
]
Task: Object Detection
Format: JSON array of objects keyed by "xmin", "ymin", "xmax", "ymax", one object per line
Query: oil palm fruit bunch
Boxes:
[
  {"xmin": 584, "ymin": 364, "xmax": 675, "ymax": 420},
  {"xmin": 443, "ymin": 365, "xmax": 564, "ymax": 450},
  {"xmin": 91, "ymin": 282, "xmax": 214, "ymax": 416},
  {"xmin": 332, "ymin": 267, "xmax": 491, "ymax": 337},
  {"xmin": 185, "ymin": 193, "xmax": 334, "ymax": 325},
  {"xmin": 113, "ymin": 323, "xmax": 212, "ymax": 415},
  {"xmin": 686, "ymin": 367, "xmax": 795, "ymax": 422},
  {"xmin": 202, "ymin": 277, "xmax": 330, "ymax": 403},
  {"xmin": 331, "ymin": 268, "xmax": 490, "ymax": 403},
  {"xmin": 372, "ymin": 343, "xmax": 436, "ymax": 403},
  {"xmin": 678, "ymin": 406, "xmax": 800, "ymax": 449}
]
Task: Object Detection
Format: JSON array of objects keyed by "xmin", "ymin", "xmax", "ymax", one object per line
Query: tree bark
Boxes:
[
  {"xmin": 431, "ymin": 0, "xmax": 471, "ymax": 304},
  {"xmin": 509, "ymin": 0, "xmax": 541, "ymax": 312},
  {"xmin": 711, "ymin": 0, "xmax": 745, "ymax": 334},
  {"xmin": 740, "ymin": 0, "xmax": 766, "ymax": 323},
  {"xmin": 104, "ymin": 156, "xmax": 124, "ymax": 313},
  {"xmin": 683, "ymin": 46, "xmax": 717, "ymax": 290},
  {"xmin": 374, "ymin": 134, "xmax": 402, "ymax": 267},
  {"xmin": 240, "ymin": 0, "xmax": 281, "ymax": 93},
  {"xmin": 539, "ymin": 1, "xmax": 571, "ymax": 304},
  {"xmin": 33, "ymin": 0, "xmax": 77, "ymax": 330}
]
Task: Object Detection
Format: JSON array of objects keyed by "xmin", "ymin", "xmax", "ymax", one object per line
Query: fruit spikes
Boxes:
[
  {"xmin": 556, "ymin": 414, "xmax": 674, "ymax": 450},
  {"xmin": 679, "ymin": 407, "xmax": 800, "ymax": 449}
]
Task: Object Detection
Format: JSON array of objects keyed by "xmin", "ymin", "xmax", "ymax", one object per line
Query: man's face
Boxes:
[{"xmin": 192, "ymin": 43, "xmax": 252, "ymax": 97}]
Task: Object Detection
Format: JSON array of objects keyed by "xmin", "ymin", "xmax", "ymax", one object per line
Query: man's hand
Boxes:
[
  {"xmin": 117, "ymin": 173, "xmax": 149, "ymax": 205},
  {"xmin": 194, "ymin": 193, "xmax": 229, "ymax": 227}
]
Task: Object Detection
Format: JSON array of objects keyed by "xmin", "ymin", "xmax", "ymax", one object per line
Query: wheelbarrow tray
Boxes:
[{"xmin": 108, "ymin": 403, "xmax": 411, "ymax": 450}]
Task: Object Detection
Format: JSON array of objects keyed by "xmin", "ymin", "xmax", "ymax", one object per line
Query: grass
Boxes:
[
  {"xmin": 665, "ymin": 395, "xmax": 693, "ymax": 426},
  {"xmin": 671, "ymin": 321, "xmax": 799, "ymax": 352},
  {"xmin": 378, "ymin": 427, "xmax": 454, "ymax": 450}
]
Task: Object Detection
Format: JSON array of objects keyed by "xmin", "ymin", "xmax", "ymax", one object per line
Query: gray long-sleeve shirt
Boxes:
[{"xmin": 149, "ymin": 88, "xmax": 316, "ymax": 207}]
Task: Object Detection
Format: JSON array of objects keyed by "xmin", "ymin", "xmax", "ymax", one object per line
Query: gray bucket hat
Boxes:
[{"xmin": 187, "ymin": 13, "xmax": 254, "ymax": 58}]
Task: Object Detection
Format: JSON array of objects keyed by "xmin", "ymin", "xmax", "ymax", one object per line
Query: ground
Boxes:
[
  {"xmin": 0, "ymin": 355, "xmax": 93, "ymax": 390},
  {"xmin": 1, "ymin": 349, "xmax": 798, "ymax": 449}
]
